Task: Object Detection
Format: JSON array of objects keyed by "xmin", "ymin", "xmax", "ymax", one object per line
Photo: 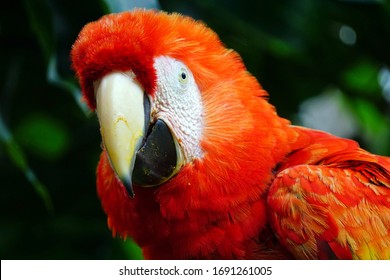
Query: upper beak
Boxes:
[
  {"xmin": 95, "ymin": 72, "xmax": 145, "ymax": 197},
  {"xmin": 95, "ymin": 71, "xmax": 183, "ymax": 198}
]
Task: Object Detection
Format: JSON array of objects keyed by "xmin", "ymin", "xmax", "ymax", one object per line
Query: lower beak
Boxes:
[{"xmin": 95, "ymin": 71, "xmax": 182, "ymax": 198}]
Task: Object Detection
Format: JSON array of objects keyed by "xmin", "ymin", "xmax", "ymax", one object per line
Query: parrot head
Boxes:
[
  {"xmin": 72, "ymin": 10, "xmax": 208, "ymax": 197},
  {"xmin": 72, "ymin": 9, "xmax": 293, "ymax": 257}
]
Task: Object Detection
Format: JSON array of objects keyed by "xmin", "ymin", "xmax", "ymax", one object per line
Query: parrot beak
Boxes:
[{"xmin": 95, "ymin": 71, "xmax": 182, "ymax": 198}]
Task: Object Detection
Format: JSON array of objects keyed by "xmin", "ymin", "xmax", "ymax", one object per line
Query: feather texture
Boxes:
[
  {"xmin": 72, "ymin": 10, "xmax": 390, "ymax": 259},
  {"xmin": 269, "ymin": 127, "xmax": 390, "ymax": 259}
]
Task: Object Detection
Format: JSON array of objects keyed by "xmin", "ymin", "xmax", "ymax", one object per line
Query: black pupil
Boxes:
[{"xmin": 181, "ymin": 72, "xmax": 186, "ymax": 80}]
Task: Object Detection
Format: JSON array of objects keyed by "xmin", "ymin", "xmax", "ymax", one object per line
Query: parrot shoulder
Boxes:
[{"xmin": 268, "ymin": 127, "xmax": 390, "ymax": 259}]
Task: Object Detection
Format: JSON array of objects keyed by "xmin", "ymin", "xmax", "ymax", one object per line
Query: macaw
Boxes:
[{"xmin": 71, "ymin": 9, "xmax": 390, "ymax": 259}]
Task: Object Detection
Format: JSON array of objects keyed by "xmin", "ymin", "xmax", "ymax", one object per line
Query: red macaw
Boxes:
[{"xmin": 71, "ymin": 9, "xmax": 390, "ymax": 259}]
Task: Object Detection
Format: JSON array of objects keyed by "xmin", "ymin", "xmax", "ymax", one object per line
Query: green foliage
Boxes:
[
  {"xmin": 101, "ymin": 0, "xmax": 161, "ymax": 13},
  {"xmin": 14, "ymin": 114, "xmax": 70, "ymax": 160},
  {"xmin": 343, "ymin": 59, "xmax": 381, "ymax": 95},
  {"xmin": 23, "ymin": 0, "xmax": 54, "ymax": 62},
  {"xmin": 353, "ymin": 98, "xmax": 390, "ymax": 154},
  {"xmin": 122, "ymin": 239, "xmax": 144, "ymax": 260},
  {"xmin": 0, "ymin": 115, "xmax": 53, "ymax": 212},
  {"xmin": 1, "ymin": 0, "xmax": 389, "ymax": 260}
]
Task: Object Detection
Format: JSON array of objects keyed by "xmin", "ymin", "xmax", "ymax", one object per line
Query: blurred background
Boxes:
[{"xmin": 1, "ymin": 0, "xmax": 389, "ymax": 259}]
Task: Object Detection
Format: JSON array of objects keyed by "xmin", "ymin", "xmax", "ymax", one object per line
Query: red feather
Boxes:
[{"xmin": 72, "ymin": 10, "xmax": 390, "ymax": 259}]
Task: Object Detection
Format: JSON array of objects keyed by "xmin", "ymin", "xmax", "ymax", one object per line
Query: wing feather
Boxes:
[{"xmin": 268, "ymin": 127, "xmax": 390, "ymax": 259}]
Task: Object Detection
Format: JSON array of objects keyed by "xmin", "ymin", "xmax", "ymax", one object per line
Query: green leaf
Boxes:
[
  {"xmin": 343, "ymin": 60, "xmax": 381, "ymax": 95},
  {"xmin": 23, "ymin": 0, "xmax": 90, "ymax": 116},
  {"xmin": 101, "ymin": 0, "xmax": 161, "ymax": 13},
  {"xmin": 47, "ymin": 57, "xmax": 90, "ymax": 116},
  {"xmin": 23, "ymin": 0, "xmax": 54, "ymax": 62},
  {"xmin": 267, "ymin": 36, "xmax": 298, "ymax": 57},
  {"xmin": 0, "ymin": 114, "xmax": 53, "ymax": 213},
  {"xmin": 352, "ymin": 98, "xmax": 390, "ymax": 155},
  {"xmin": 14, "ymin": 114, "xmax": 70, "ymax": 161},
  {"xmin": 121, "ymin": 239, "xmax": 144, "ymax": 260}
]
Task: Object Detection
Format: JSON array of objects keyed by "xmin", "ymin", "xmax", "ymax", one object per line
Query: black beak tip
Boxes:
[{"xmin": 122, "ymin": 177, "xmax": 135, "ymax": 198}]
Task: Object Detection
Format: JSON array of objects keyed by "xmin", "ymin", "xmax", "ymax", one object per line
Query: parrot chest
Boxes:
[{"xmin": 129, "ymin": 192, "xmax": 290, "ymax": 259}]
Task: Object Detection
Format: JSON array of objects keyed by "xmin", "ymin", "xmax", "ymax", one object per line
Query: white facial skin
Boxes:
[{"xmin": 152, "ymin": 56, "xmax": 204, "ymax": 164}]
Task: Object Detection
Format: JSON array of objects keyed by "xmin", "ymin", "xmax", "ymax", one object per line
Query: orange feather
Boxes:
[
  {"xmin": 72, "ymin": 10, "xmax": 390, "ymax": 259},
  {"xmin": 269, "ymin": 127, "xmax": 390, "ymax": 259}
]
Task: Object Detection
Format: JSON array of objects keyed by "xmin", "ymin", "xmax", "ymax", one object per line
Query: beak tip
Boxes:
[{"xmin": 122, "ymin": 177, "xmax": 135, "ymax": 198}]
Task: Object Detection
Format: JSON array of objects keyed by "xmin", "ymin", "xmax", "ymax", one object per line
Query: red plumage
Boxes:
[{"xmin": 72, "ymin": 10, "xmax": 390, "ymax": 259}]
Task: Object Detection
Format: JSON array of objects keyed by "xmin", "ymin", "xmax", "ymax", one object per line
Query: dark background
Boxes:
[{"xmin": 1, "ymin": 0, "xmax": 389, "ymax": 259}]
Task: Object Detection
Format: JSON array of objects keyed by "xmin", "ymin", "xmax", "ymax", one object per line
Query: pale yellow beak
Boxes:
[{"xmin": 95, "ymin": 71, "xmax": 145, "ymax": 196}]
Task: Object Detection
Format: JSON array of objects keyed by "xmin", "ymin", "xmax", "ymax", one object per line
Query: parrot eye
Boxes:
[{"xmin": 178, "ymin": 68, "xmax": 189, "ymax": 85}]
